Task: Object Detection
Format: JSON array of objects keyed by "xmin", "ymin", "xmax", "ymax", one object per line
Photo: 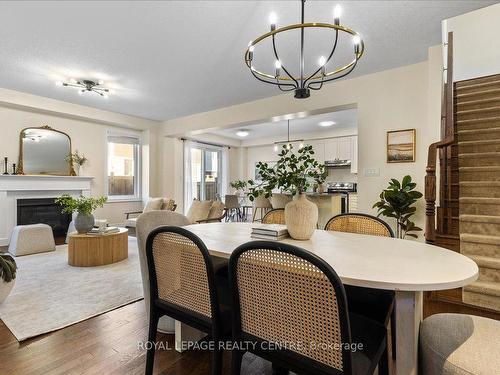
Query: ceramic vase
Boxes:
[
  {"xmin": 284, "ymin": 193, "xmax": 318, "ymax": 240},
  {"xmin": 0, "ymin": 279, "xmax": 15, "ymax": 304},
  {"xmin": 75, "ymin": 212, "xmax": 95, "ymax": 234}
]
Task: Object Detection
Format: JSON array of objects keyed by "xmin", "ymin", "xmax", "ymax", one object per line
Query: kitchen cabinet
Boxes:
[
  {"xmin": 306, "ymin": 140, "xmax": 325, "ymax": 162},
  {"xmin": 324, "ymin": 136, "xmax": 358, "ymax": 173},
  {"xmin": 337, "ymin": 137, "xmax": 351, "ymax": 160}
]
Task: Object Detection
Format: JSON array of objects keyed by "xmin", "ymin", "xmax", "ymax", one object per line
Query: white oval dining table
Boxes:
[{"xmin": 174, "ymin": 222, "xmax": 478, "ymax": 375}]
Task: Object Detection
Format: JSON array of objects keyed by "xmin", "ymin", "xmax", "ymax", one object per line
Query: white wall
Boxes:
[
  {"xmin": 445, "ymin": 3, "xmax": 500, "ymax": 81},
  {"xmin": 161, "ymin": 46, "xmax": 443, "ymax": 240},
  {"xmin": 0, "ymin": 88, "xmax": 160, "ymax": 225}
]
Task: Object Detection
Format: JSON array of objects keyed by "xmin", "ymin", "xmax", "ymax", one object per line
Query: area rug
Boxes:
[{"xmin": 0, "ymin": 237, "xmax": 144, "ymax": 341}]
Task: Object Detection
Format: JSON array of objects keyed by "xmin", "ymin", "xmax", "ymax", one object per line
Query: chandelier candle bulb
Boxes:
[
  {"xmin": 333, "ymin": 4, "xmax": 341, "ymax": 25},
  {"xmin": 269, "ymin": 12, "xmax": 277, "ymax": 30}
]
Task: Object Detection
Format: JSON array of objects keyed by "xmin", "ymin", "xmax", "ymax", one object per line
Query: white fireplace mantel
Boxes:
[{"xmin": 0, "ymin": 175, "xmax": 94, "ymax": 246}]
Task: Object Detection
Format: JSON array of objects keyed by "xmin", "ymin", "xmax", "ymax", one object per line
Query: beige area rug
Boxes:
[{"xmin": 0, "ymin": 237, "xmax": 144, "ymax": 341}]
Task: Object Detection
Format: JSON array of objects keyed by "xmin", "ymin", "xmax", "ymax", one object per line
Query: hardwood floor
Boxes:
[{"xmin": 0, "ymin": 301, "xmax": 232, "ymax": 375}]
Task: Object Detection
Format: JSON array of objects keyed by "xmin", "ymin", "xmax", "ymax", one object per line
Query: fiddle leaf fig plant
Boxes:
[
  {"xmin": 373, "ymin": 175, "xmax": 423, "ymax": 239},
  {"xmin": 0, "ymin": 253, "xmax": 17, "ymax": 283},
  {"xmin": 247, "ymin": 144, "xmax": 326, "ymax": 200}
]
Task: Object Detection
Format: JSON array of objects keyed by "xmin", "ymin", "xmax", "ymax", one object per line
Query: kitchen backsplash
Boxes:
[{"xmin": 326, "ymin": 168, "xmax": 358, "ymax": 183}]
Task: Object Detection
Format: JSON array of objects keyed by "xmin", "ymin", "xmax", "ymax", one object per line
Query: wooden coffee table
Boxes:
[{"xmin": 68, "ymin": 228, "xmax": 128, "ymax": 267}]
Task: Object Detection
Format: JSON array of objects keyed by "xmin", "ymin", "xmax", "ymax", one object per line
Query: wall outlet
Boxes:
[{"xmin": 363, "ymin": 168, "xmax": 380, "ymax": 177}]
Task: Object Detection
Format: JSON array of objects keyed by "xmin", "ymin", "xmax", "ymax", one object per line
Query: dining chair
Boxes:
[
  {"xmin": 225, "ymin": 194, "xmax": 242, "ymax": 222},
  {"xmin": 324, "ymin": 213, "xmax": 396, "ymax": 363},
  {"xmin": 228, "ymin": 241, "xmax": 388, "ymax": 375},
  {"xmin": 145, "ymin": 226, "xmax": 230, "ymax": 375},
  {"xmin": 252, "ymin": 195, "xmax": 272, "ymax": 222},
  {"xmin": 261, "ymin": 208, "xmax": 286, "ymax": 225}
]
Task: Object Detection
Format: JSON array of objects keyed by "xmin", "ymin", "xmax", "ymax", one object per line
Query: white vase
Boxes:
[
  {"xmin": 0, "ymin": 279, "xmax": 15, "ymax": 304},
  {"xmin": 284, "ymin": 193, "xmax": 318, "ymax": 240}
]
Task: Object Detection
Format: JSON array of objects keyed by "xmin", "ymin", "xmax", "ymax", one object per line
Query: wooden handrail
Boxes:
[{"xmin": 425, "ymin": 32, "xmax": 454, "ymax": 243}]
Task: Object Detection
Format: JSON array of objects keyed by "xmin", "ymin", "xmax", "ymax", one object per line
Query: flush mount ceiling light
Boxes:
[
  {"xmin": 245, "ymin": 0, "xmax": 364, "ymax": 99},
  {"xmin": 236, "ymin": 130, "xmax": 250, "ymax": 137},
  {"xmin": 319, "ymin": 121, "xmax": 336, "ymax": 127},
  {"xmin": 55, "ymin": 79, "xmax": 112, "ymax": 98}
]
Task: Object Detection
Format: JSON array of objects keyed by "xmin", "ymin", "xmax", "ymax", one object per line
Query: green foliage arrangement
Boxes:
[
  {"xmin": 0, "ymin": 254, "xmax": 17, "ymax": 283},
  {"xmin": 373, "ymin": 175, "xmax": 423, "ymax": 239},
  {"xmin": 247, "ymin": 144, "xmax": 326, "ymax": 200},
  {"xmin": 230, "ymin": 180, "xmax": 248, "ymax": 191},
  {"xmin": 65, "ymin": 150, "xmax": 88, "ymax": 167},
  {"xmin": 55, "ymin": 194, "xmax": 107, "ymax": 215}
]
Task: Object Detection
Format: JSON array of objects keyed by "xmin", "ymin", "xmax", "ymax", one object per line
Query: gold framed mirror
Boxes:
[{"xmin": 18, "ymin": 125, "xmax": 76, "ymax": 176}]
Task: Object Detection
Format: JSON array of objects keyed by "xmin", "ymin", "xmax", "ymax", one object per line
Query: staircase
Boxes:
[{"xmin": 457, "ymin": 75, "xmax": 500, "ymax": 311}]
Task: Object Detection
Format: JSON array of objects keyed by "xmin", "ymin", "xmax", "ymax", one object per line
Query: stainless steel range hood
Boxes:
[{"xmin": 324, "ymin": 159, "xmax": 351, "ymax": 168}]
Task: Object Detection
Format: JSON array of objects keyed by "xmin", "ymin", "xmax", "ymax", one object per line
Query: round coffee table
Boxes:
[{"xmin": 68, "ymin": 228, "xmax": 128, "ymax": 267}]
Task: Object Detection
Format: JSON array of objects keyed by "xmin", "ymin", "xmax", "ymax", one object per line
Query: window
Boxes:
[{"xmin": 107, "ymin": 135, "xmax": 140, "ymax": 200}]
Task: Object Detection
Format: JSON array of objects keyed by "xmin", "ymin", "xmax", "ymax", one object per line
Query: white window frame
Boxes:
[{"xmin": 105, "ymin": 130, "xmax": 142, "ymax": 202}]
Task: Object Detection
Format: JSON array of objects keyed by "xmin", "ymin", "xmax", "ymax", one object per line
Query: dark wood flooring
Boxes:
[{"xmin": 0, "ymin": 301, "xmax": 255, "ymax": 375}]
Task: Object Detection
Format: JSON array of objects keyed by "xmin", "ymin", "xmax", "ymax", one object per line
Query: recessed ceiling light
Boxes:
[
  {"xmin": 236, "ymin": 130, "xmax": 250, "ymax": 137},
  {"xmin": 319, "ymin": 121, "xmax": 336, "ymax": 127}
]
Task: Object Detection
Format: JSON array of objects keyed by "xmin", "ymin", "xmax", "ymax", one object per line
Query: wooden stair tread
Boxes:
[
  {"xmin": 456, "ymin": 106, "xmax": 500, "ymax": 115},
  {"xmin": 466, "ymin": 255, "xmax": 500, "ymax": 270},
  {"xmin": 460, "ymin": 166, "xmax": 500, "ymax": 171},
  {"xmin": 457, "ymin": 97, "xmax": 500, "ymax": 107},
  {"xmin": 460, "ymin": 197, "xmax": 500, "ymax": 204},
  {"xmin": 458, "ymin": 151, "xmax": 500, "ymax": 158},
  {"xmin": 464, "ymin": 281, "xmax": 500, "ymax": 297},
  {"xmin": 461, "ymin": 233, "xmax": 500, "ymax": 245},
  {"xmin": 458, "ymin": 126, "xmax": 500, "ymax": 134},
  {"xmin": 460, "ymin": 214, "xmax": 500, "ymax": 223},
  {"xmin": 455, "ymin": 80, "xmax": 500, "ymax": 91},
  {"xmin": 459, "ymin": 181, "xmax": 500, "ymax": 186},
  {"xmin": 456, "ymin": 88, "xmax": 500, "ymax": 99},
  {"xmin": 459, "ymin": 139, "xmax": 500, "ymax": 145},
  {"xmin": 457, "ymin": 117, "xmax": 500, "ymax": 125}
]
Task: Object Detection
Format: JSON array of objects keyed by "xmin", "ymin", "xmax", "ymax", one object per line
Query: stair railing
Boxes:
[{"xmin": 425, "ymin": 32, "xmax": 454, "ymax": 244}]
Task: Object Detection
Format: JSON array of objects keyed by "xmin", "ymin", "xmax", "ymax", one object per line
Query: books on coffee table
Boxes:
[
  {"xmin": 251, "ymin": 224, "xmax": 289, "ymax": 241},
  {"xmin": 87, "ymin": 227, "xmax": 120, "ymax": 235}
]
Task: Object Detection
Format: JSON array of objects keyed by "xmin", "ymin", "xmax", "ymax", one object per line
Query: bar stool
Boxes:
[{"xmin": 252, "ymin": 195, "xmax": 272, "ymax": 222}]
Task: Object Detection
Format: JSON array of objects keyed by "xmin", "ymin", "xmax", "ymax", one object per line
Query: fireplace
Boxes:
[{"xmin": 17, "ymin": 198, "xmax": 72, "ymax": 243}]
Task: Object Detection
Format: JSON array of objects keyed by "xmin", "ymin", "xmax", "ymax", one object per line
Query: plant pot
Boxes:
[
  {"xmin": 284, "ymin": 193, "xmax": 318, "ymax": 240},
  {"xmin": 0, "ymin": 279, "xmax": 15, "ymax": 304},
  {"xmin": 75, "ymin": 212, "xmax": 95, "ymax": 234}
]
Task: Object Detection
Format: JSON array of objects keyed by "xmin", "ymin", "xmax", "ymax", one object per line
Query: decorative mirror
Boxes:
[{"xmin": 18, "ymin": 125, "xmax": 75, "ymax": 176}]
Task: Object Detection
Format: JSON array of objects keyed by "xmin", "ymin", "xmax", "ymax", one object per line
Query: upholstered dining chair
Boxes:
[
  {"xmin": 324, "ymin": 213, "xmax": 396, "ymax": 364},
  {"xmin": 225, "ymin": 195, "xmax": 242, "ymax": 222},
  {"xmin": 261, "ymin": 208, "xmax": 286, "ymax": 225},
  {"xmin": 145, "ymin": 226, "xmax": 230, "ymax": 375},
  {"xmin": 228, "ymin": 241, "xmax": 388, "ymax": 375},
  {"xmin": 252, "ymin": 195, "xmax": 272, "ymax": 222}
]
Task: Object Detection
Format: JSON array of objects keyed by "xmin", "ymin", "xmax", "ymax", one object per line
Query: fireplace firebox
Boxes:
[{"xmin": 17, "ymin": 198, "xmax": 72, "ymax": 243}]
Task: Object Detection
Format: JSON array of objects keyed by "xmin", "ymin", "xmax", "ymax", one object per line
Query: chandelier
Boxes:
[
  {"xmin": 55, "ymin": 79, "xmax": 112, "ymax": 98},
  {"xmin": 245, "ymin": 0, "xmax": 364, "ymax": 99}
]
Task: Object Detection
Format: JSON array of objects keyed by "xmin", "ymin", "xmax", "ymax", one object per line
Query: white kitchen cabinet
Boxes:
[
  {"xmin": 337, "ymin": 137, "xmax": 352, "ymax": 160},
  {"xmin": 306, "ymin": 140, "xmax": 325, "ymax": 162},
  {"xmin": 350, "ymin": 135, "xmax": 358, "ymax": 174},
  {"xmin": 324, "ymin": 138, "xmax": 338, "ymax": 161}
]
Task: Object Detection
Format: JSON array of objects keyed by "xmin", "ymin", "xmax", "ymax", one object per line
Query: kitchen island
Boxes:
[{"xmin": 288, "ymin": 192, "xmax": 347, "ymax": 229}]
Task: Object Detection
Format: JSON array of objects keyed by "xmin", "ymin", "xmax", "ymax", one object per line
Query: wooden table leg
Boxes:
[
  {"xmin": 175, "ymin": 321, "xmax": 206, "ymax": 353},
  {"xmin": 395, "ymin": 291, "xmax": 423, "ymax": 375}
]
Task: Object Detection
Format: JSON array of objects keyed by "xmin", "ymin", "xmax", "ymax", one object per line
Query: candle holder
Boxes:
[
  {"xmin": 12, "ymin": 163, "xmax": 17, "ymax": 175},
  {"xmin": 3, "ymin": 157, "xmax": 9, "ymax": 175}
]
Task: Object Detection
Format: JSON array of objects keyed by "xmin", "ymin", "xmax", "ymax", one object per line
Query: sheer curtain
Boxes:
[
  {"xmin": 183, "ymin": 140, "xmax": 194, "ymax": 213},
  {"xmin": 221, "ymin": 146, "xmax": 229, "ymax": 201}
]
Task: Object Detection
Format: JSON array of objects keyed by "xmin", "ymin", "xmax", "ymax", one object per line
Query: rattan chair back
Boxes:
[
  {"xmin": 229, "ymin": 241, "xmax": 353, "ymax": 374},
  {"xmin": 146, "ymin": 226, "xmax": 219, "ymax": 322},
  {"xmin": 261, "ymin": 208, "xmax": 286, "ymax": 225},
  {"xmin": 324, "ymin": 213, "xmax": 394, "ymax": 237}
]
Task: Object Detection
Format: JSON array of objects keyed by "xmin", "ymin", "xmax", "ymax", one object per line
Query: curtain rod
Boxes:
[{"xmin": 180, "ymin": 137, "xmax": 231, "ymax": 149}]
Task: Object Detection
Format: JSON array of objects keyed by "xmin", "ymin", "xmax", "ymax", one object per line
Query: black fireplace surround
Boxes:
[{"xmin": 17, "ymin": 198, "xmax": 72, "ymax": 239}]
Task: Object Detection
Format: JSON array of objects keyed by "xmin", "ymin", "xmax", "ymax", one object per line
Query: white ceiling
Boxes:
[
  {"xmin": 211, "ymin": 109, "xmax": 357, "ymax": 141},
  {"xmin": 0, "ymin": 1, "xmax": 496, "ymax": 121}
]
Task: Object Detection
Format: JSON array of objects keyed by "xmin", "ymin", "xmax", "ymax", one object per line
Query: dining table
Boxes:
[{"xmin": 175, "ymin": 222, "xmax": 478, "ymax": 375}]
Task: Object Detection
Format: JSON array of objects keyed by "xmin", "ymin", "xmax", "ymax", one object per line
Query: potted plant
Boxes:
[
  {"xmin": 373, "ymin": 175, "xmax": 423, "ymax": 239},
  {"xmin": 65, "ymin": 150, "xmax": 88, "ymax": 176},
  {"xmin": 230, "ymin": 180, "xmax": 248, "ymax": 197},
  {"xmin": 248, "ymin": 144, "xmax": 326, "ymax": 240},
  {"xmin": 56, "ymin": 194, "xmax": 107, "ymax": 234},
  {"xmin": 0, "ymin": 253, "xmax": 17, "ymax": 304},
  {"xmin": 315, "ymin": 169, "xmax": 328, "ymax": 194}
]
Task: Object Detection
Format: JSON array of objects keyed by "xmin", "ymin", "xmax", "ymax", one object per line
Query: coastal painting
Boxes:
[{"xmin": 387, "ymin": 129, "xmax": 416, "ymax": 163}]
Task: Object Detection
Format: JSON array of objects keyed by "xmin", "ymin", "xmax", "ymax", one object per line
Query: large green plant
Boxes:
[
  {"xmin": 55, "ymin": 194, "xmax": 107, "ymax": 215},
  {"xmin": 373, "ymin": 175, "xmax": 423, "ymax": 239},
  {"xmin": 0, "ymin": 254, "xmax": 17, "ymax": 283},
  {"xmin": 247, "ymin": 144, "xmax": 326, "ymax": 200}
]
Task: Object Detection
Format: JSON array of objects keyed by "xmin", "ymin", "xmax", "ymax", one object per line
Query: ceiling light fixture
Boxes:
[
  {"xmin": 245, "ymin": 0, "xmax": 364, "ymax": 99},
  {"xmin": 274, "ymin": 120, "xmax": 304, "ymax": 150},
  {"xmin": 319, "ymin": 121, "xmax": 336, "ymax": 127},
  {"xmin": 236, "ymin": 130, "xmax": 250, "ymax": 137},
  {"xmin": 55, "ymin": 79, "xmax": 111, "ymax": 98}
]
